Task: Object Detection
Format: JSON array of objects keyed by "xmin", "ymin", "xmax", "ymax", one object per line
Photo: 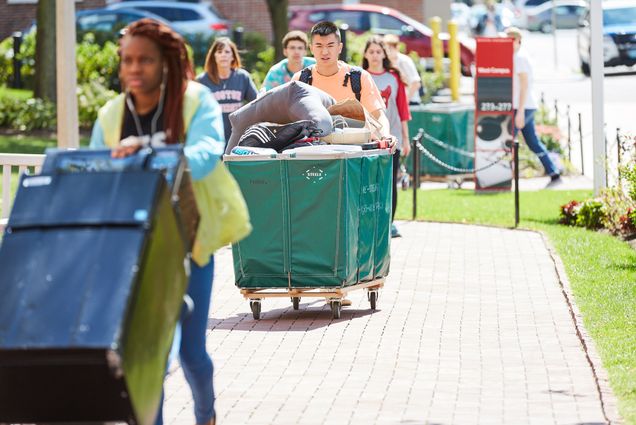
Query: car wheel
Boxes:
[
  {"xmin": 580, "ymin": 60, "xmax": 590, "ymax": 76},
  {"xmin": 540, "ymin": 21, "xmax": 552, "ymax": 33}
]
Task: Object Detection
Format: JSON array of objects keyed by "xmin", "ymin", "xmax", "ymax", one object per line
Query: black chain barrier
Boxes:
[
  {"xmin": 421, "ymin": 131, "xmax": 475, "ymax": 158},
  {"xmin": 414, "ymin": 139, "xmax": 511, "ymax": 174}
]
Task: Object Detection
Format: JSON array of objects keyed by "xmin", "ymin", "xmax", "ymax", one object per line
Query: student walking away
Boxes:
[
  {"xmin": 89, "ymin": 18, "xmax": 228, "ymax": 425},
  {"xmin": 291, "ymin": 21, "xmax": 397, "ymax": 146},
  {"xmin": 262, "ymin": 30, "xmax": 316, "ymax": 92},
  {"xmin": 197, "ymin": 37, "xmax": 258, "ymax": 145},
  {"xmin": 383, "ymin": 34, "xmax": 422, "ymax": 106},
  {"xmin": 506, "ymin": 27, "xmax": 561, "ymax": 187},
  {"xmin": 363, "ymin": 36, "xmax": 412, "ymax": 238}
]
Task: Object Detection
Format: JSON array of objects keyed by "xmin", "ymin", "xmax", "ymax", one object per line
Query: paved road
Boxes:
[
  {"xmin": 162, "ymin": 222, "xmax": 618, "ymax": 424},
  {"xmin": 525, "ymin": 30, "xmax": 636, "ymax": 184}
]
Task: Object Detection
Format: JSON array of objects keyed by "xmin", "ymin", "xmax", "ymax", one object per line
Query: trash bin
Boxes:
[
  {"xmin": 407, "ymin": 103, "xmax": 474, "ymax": 176},
  {"xmin": 0, "ymin": 148, "xmax": 194, "ymax": 425},
  {"xmin": 226, "ymin": 149, "xmax": 392, "ymax": 289}
]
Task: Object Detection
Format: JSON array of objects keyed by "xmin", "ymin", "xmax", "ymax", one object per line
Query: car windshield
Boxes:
[{"xmin": 604, "ymin": 7, "xmax": 636, "ymax": 26}]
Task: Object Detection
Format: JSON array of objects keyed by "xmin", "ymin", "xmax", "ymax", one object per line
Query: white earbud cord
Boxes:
[{"xmin": 125, "ymin": 67, "xmax": 167, "ymax": 138}]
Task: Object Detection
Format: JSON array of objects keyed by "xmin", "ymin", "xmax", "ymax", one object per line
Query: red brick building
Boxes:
[{"xmin": 0, "ymin": 0, "xmax": 107, "ymax": 40}]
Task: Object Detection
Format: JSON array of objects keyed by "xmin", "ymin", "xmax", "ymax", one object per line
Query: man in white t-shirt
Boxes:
[
  {"xmin": 383, "ymin": 34, "xmax": 422, "ymax": 105},
  {"xmin": 507, "ymin": 27, "xmax": 561, "ymax": 186}
]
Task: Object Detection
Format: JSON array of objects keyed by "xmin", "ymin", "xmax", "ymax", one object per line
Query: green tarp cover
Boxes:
[
  {"xmin": 407, "ymin": 103, "xmax": 474, "ymax": 176},
  {"xmin": 226, "ymin": 151, "xmax": 392, "ymax": 289}
]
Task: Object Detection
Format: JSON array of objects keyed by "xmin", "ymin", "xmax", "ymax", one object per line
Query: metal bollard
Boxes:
[
  {"xmin": 617, "ymin": 128, "xmax": 622, "ymax": 184},
  {"xmin": 430, "ymin": 17, "xmax": 443, "ymax": 76},
  {"xmin": 448, "ymin": 20, "xmax": 460, "ymax": 102},
  {"xmin": 514, "ymin": 138, "xmax": 520, "ymax": 228},
  {"xmin": 12, "ymin": 31, "xmax": 22, "ymax": 89},
  {"xmin": 339, "ymin": 24, "xmax": 349, "ymax": 62},
  {"xmin": 412, "ymin": 130, "xmax": 423, "ymax": 221},
  {"xmin": 567, "ymin": 105, "xmax": 571, "ymax": 162},
  {"xmin": 233, "ymin": 27, "xmax": 244, "ymax": 51},
  {"xmin": 578, "ymin": 112, "xmax": 584, "ymax": 175}
]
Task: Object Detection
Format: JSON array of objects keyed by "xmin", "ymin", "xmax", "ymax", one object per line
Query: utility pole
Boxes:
[{"xmin": 590, "ymin": 0, "xmax": 606, "ymax": 193}]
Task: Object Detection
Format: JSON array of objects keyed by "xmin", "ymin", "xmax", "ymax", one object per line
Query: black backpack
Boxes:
[{"xmin": 299, "ymin": 65, "xmax": 362, "ymax": 102}]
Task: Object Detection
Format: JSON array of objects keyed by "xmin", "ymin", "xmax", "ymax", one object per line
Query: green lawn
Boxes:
[
  {"xmin": 397, "ymin": 189, "xmax": 636, "ymax": 423},
  {"xmin": 0, "ymin": 87, "xmax": 33, "ymax": 101}
]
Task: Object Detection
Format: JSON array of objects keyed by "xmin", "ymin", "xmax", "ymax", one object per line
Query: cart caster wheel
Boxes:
[
  {"xmin": 292, "ymin": 297, "xmax": 300, "ymax": 310},
  {"xmin": 250, "ymin": 301, "xmax": 261, "ymax": 320},
  {"xmin": 331, "ymin": 300, "xmax": 341, "ymax": 319},
  {"xmin": 369, "ymin": 291, "xmax": 377, "ymax": 311}
]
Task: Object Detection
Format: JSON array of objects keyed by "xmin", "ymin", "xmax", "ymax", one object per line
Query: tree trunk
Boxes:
[
  {"xmin": 265, "ymin": 0, "xmax": 288, "ymax": 62},
  {"xmin": 34, "ymin": 0, "xmax": 56, "ymax": 101}
]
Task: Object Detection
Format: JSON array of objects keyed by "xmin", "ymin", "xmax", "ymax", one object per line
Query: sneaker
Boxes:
[
  {"xmin": 391, "ymin": 223, "xmax": 402, "ymax": 238},
  {"xmin": 545, "ymin": 174, "xmax": 563, "ymax": 189}
]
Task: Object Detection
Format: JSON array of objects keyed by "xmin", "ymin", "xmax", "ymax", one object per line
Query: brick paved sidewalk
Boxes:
[{"xmin": 163, "ymin": 221, "xmax": 616, "ymax": 425}]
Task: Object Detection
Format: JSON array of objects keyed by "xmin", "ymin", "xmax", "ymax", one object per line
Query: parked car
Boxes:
[
  {"xmin": 107, "ymin": 1, "xmax": 230, "ymax": 37},
  {"xmin": 525, "ymin": 0, "xmax": 587, "ymax": 33},
  {"xmin": 76, "ymin": 8, "xmax": 171, "ymax": 37},
  {"xmin": 288, "ymin": 3, "xmax": 476, "ymax": 75},
  {"xmin": 25, "ymin": 8, "xmax": 172, "ymax": 43},
  {"xmin": 577, "ymin": 0, "xmax": 636, "ymax": 76}
]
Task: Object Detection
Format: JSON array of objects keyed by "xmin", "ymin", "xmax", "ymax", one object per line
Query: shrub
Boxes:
[
  {"xmin": 559, "ymin": 200, "xmax": 580, "ymax": 226},
  {"xmin": 575, "ymin": 199, "xmax": 605, "ymax": 230},
  {"xmin": 619, "ymin": 207, "xmax": 636, "ymax": 237},
  {"xmin": 77, "ymin": 81, "xmax": 117, "ymax": 128},
  {"xmin": 0, "ymin": 95, "xmax": 55, "ymax": 131},
  {"xmin": 75, "ymin": 34, "xmax": 119, "ymax": 90},
  {"xmin": 599, "ymin": 187, "xmax": 636, "ymax": 235}
]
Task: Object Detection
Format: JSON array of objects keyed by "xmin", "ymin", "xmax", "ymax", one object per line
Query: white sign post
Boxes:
[
  {"xmin": 55, "ymin": 1, "xmax": 79, "ymax": 149},
  {"xmin": 590, "ymin": 0, "xmax": 606, "ymax": 193}
]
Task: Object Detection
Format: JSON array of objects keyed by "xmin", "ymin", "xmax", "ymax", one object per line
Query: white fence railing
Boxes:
[{"xmin": 1, "ymin": 153, "xmax": 45, "ymax": 228}]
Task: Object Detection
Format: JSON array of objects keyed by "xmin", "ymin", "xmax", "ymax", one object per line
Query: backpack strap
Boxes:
[
  {"xmin": 343, "ymin": 66, "xmax": 362, "ymax": 102},
  {"xmin": 299, "ymin": 66, "xmax": 313, "ymax": 85}
]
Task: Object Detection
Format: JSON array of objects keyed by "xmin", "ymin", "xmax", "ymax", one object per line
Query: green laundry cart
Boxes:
[
  {"xmin": 407, "ymin": 103, "xmax": 474, "ymax": 178},
  {"xmin": 225, "ymin": 149, "xmax": 392, "ymax": 319}
]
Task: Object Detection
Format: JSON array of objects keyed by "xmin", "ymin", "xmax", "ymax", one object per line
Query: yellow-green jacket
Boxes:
[{"xmin": 90, "ymin": 80, "xmax": 251, "ymax": 266}]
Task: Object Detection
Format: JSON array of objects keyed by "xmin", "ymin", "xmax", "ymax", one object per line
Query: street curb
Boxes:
[{"xmin": 539, "ymin": 231, "xmax": 624, "ymax": 425}]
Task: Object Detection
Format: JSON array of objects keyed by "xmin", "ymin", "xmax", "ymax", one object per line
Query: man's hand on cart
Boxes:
[{"xmin": 386, "ymin": 135, "xmax": 398, "ymax": 154}]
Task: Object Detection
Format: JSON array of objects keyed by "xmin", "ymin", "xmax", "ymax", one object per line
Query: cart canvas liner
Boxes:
[{"xmin": 226, "ymin": 150, "xmax": 392, "ymax": 290}]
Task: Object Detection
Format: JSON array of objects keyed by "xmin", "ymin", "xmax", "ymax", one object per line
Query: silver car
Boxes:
[
  {"xmin": 107, "ymin": 1, "xmax": 230, "ymax": 37},
  {"xmin": 525, "ymin": 0, "xmax": 587, "ymax": 33}
]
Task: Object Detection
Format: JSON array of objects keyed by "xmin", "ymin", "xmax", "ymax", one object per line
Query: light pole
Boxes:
[{"xmin": 590, "ymin": 0, "xmax": 606, "ymax": 193}]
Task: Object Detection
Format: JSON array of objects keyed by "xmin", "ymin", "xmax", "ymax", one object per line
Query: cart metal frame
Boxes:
[{"xmin": 240, "ymin": 278, "xmax": 384, "ymax": 320}]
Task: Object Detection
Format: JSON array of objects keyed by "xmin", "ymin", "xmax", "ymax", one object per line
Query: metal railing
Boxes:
[{"xmin": 0, "ymin": 153, "xmax": 45, "ymax": 228}]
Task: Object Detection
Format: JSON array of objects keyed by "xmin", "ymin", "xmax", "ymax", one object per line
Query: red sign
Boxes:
[
  {"xmin": 475, "ymin": 37, "xmax": 514, "ymax": 77},
  {"xmin": 474, "ymin": 37, "xmax": 514, "ymax": 192}
]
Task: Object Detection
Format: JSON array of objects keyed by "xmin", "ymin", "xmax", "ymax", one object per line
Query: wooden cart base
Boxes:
[{"xmin": 240, "ymin": 278, "xmax": 385, "ymax": 319}]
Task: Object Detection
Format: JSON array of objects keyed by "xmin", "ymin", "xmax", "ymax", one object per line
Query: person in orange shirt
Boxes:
[{"xmin": 291, "ymin": 21, "xmax": 396, "ymax": 145}]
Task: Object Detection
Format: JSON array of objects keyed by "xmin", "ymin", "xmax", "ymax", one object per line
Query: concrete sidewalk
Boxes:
[{"xmin": 162, "ymin": 221, "xmax": 618, "ymax": 425}]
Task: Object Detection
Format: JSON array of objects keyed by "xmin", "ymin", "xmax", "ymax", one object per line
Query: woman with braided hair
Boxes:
[{"xmin": 89, "ymin": 18, "xmax": 224, "ymax": 425}]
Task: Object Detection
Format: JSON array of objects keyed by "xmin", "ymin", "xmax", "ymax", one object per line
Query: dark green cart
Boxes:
[{"xmin": 225, "ymin": 149, "xmax": 392, "ymax": 319}]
